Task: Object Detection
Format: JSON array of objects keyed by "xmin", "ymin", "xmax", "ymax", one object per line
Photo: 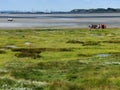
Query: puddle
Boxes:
[
  {"xmin": 5, "ymin": 45, "xmax": 16, "ymax": 49},
  {"xmin": 24, "ymin": 42, "xmax": 31, "ymax": 45},
  {"xmin": 96, "ymin": 54, "xmax": 111, "ymax": 57}
]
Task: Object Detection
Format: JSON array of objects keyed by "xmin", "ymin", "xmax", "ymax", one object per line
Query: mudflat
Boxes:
[{"xmin": 0, "ymin": 13, "xmax": 120, "ymax": 28}]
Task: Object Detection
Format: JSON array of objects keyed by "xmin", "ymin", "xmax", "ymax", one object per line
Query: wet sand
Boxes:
[{"xmin": 0, "ymin": 13, "xmax": 120, "ymax": 28}]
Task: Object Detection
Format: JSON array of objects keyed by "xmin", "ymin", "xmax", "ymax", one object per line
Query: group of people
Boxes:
[{"xmin": 89, "ymin": 24, "xmax": 107, "ymax": 30}]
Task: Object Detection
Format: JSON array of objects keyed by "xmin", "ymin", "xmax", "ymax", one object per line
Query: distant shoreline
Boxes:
[{"xmin": 1, "ymin": 8, "xmax": 120, "ymax": 14}]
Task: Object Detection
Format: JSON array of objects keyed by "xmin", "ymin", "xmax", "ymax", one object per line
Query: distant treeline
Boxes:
[
  {"xmin": 1, "ymin": 8, "xmax": 120, "ymax": 14},
  {"xmin": 71, "ymin": 8, "xmax": 120, "ymax": 13}
]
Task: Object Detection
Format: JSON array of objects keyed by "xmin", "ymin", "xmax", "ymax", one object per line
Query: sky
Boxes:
[{"xmin": 0, "ymin": 0, "xmax": 120, "ymax": 11}]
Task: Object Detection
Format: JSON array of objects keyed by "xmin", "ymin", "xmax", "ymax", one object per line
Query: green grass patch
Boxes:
[{"xmin": 0, "ymin": 28, "xmax": 119, "ymax": 89}]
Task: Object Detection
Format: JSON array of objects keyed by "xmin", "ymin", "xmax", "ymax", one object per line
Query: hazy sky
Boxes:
[{"xmin": 0, "ymin": 0, "xmax": 120, "ymax": 11}]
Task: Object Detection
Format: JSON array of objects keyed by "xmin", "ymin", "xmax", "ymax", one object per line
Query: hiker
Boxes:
[{"xmin": 101, "ymin": 24, "xmax": 107, "ymax": 29}]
